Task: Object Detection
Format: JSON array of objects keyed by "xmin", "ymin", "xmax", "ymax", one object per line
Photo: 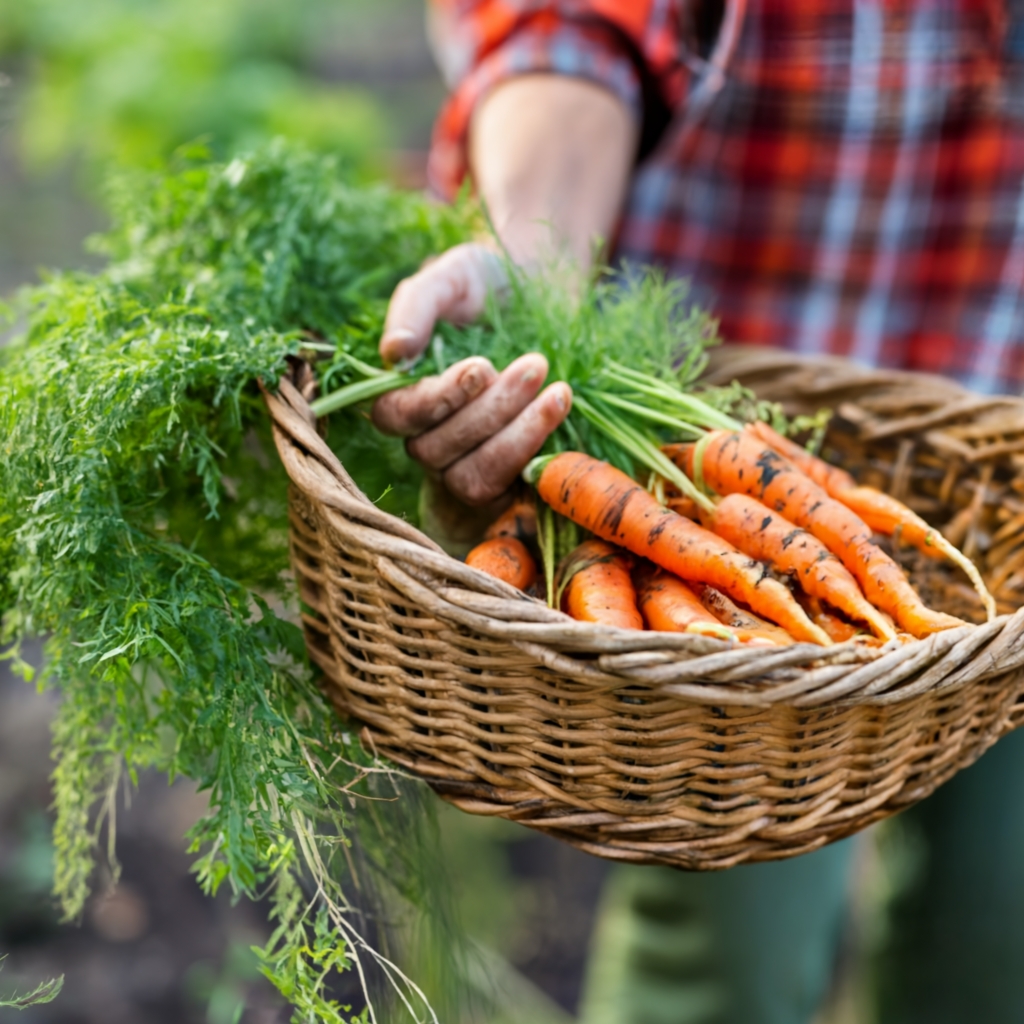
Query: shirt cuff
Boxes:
[{"xmin": 428, "ymin": 18, "xmax": 642, "ymax": 200}]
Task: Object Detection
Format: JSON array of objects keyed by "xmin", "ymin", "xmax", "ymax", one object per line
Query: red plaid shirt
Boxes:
[{"xmin": 427, "ymin": 0, "xmax": 1024, "ymax": 393}]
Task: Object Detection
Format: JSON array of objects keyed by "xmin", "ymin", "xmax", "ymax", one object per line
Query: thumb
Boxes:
[{"xmin": 380, "ymin": 243, "xmax": 505, "ymax": 365}]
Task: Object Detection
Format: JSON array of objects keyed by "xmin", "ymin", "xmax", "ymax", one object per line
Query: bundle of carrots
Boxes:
[
  {"xmin": 309, "ymin": 257, "xmax": 989, "ymax": 645},
  {"xmin": 463, "ymin": 423, "xmax": 994, "ymax": 648}
]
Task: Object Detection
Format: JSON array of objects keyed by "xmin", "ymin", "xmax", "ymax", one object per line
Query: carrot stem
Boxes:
[
  {"xmin": 537, "ymin": 501, "xmax": 557, "ymax": 607},
  {"xmin": 573, "ymin": 394, "xmax": 716, "ymax": 514},
  {"xmin": 340, "ymin": 352, "xmax": 390, "ymax": 378},
  {"xmin": 690, "ymin": 433, "xmax": 714, "ymax": 497},
  {"xmin": 310, "ymin": 372, "xmax": 408, "ymax": 416},
  {"xmin": 604, "ymin": 362, "xmax": 741, "ymax": 430},
  {"xmin": 592, "ymin": 392, "xmax": 705, "ymax": 438}
]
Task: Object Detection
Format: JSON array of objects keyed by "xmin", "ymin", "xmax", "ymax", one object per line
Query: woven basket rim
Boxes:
[{"xmin": 262, "ymin": 351, "xmax": 1024, "ymax": 712}]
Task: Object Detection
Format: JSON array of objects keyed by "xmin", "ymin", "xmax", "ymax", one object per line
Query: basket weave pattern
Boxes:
[{"xmin": 265, "ymin": 349, "xmax": 1024, "ymax": 869}]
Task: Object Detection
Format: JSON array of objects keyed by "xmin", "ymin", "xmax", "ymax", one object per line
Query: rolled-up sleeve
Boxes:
[{"xmin": 426, "ymin": 0, "xmax": 687, "ymax": 198}]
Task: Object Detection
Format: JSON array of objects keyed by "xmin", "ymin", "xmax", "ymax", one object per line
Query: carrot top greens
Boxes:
[{"xmin": 1, "ymin": 140, "xmax": 471, "ymax": 1023}]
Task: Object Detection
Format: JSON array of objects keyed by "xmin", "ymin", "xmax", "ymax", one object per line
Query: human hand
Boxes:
[
  {"xmin": 378, "ymin": 241, "xmax": 505, "ymax": 366},
  {"xmin": 372, "ymin": 243, "xmax": 571, "ymax": 506}
]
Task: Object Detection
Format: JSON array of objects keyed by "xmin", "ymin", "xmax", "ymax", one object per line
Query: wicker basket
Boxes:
[{"xmin": 264, "ymin": 347, "xmax": 1024, "ymax": 870}]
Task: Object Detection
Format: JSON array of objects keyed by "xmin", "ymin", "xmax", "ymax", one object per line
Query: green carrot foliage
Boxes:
[{"xmin": 0, "ymin": 139, "xmax": 472, "ymax": 1022}]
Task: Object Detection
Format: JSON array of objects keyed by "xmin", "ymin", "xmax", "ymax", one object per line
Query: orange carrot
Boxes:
[
  {"xmin": 485, "ymin": 498, "xmax": 538, "ymax": 543},
  {"xmin": 745, "ymin": 421, "xmax": 855, "ymax": 494},
  {"xmin": 466, "ymin": 536, "xmax": 537, "ymax": 591},
  {"xmin": 530, "ymin": 452, "xmax": 831, "ymax": 645},
  {"xmin": 797, "ymin": 594, "xmax": 897, "ymax": 647},
  {"xmin": 692, "ymin": 584, "xmax": 796, "ymax": 646},
  {"xmin": 705, "ymin": 492, "xmax": 897, "ymax": 641},
  {"xmin": 634, "ymin": 563, "xmax": 735, "ymax": 640},
  {"xmin": 636, "ymin": 567, "xmax": 778, "ymax": 646},
  {"xmin": 560, "ymin": 540, "xmax": 643, "ymax": 630},
  {"xmin": 747, "ymin": 421, "xmax": 995, "ymax": 620},
  {"xmin": 796, "ymin": 593, "xmax": 863, "ymax": 643},
  {"xmin": 672, "ymin": 432, "xmax": 964, "ymax": 638}
]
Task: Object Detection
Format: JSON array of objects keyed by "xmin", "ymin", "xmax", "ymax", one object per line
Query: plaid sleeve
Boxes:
[{"xmin": 426, "ymin": 0, "xmax": 687, "ymax": 198}]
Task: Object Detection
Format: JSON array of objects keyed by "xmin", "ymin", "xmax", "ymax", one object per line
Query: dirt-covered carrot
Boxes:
[
  {"xmin": 635, "ymin": 567, "xmax": 781, "ymax": 645},
  {"xmin": 693, "ymin": 584, "xmax": 796, "ymax": 646},
  {"xmin": 673, "ymin": 432, "xmax": 964, "ymax": 637},
  {"xmin": 466, "ymin": 536, "xmax": 537, "ymax": 591},
  {"xmin": 798, "ymin": 594, "xmax": 900, "ymax": 647},
  {"xmin": 560, "ymin": 540, "xmax": 643, "ymax": 629},
  {"xmin": 746, "ymin": 421, "xmax": 855, "ymax": 493},
  {"xmin": 810, "ymin": 607, "xmax": 861, "ymax": 643},
  {"xmin": 634, "ymin": 563, "xmax": 735, "ymax": 639},
  {"xmin": 796, "ymin": 593, "xmax": 861, "ymax": 642},
  {"xmin": 706, "ymin": 493, "xmax": 897, "ymax": 641},
  {"xmin": 747, "ymin": 421, "xmax": 995, "ymax": 620},
  {"xmin": 527, "ymin": 452, "xmax": 831, "ymax": 646},
  {"xmin": 485, "ymin": 498, "xmax": 538, "ymax": 543}
]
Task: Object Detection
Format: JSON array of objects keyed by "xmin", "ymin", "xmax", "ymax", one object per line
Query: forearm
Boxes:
[
  {"xmin": 376, "ymin": 75, "xmax": 630, "ymax": 510},
  {"xmin": 469, "ymin": 74, "xmax": 637, "ymax": 270}
]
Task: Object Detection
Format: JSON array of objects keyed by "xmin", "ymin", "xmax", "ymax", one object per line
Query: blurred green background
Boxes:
[
  {"xmin": 0, "ymin": 2, "xmax": 897, "ymax": 1021},
  {"xmin": 0, "ymin": 0, "xmax": 443, "ymax": 291}
]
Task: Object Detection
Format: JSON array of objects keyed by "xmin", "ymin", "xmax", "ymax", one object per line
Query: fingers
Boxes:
[
  {"xmin": 443, "ymin": 382, "xmax": 573, "ymax": 505},
  {"xmin": 380, "ymin": 242, "xmax": 506, "ymax": 365},
  {"xmin": 407, "ymin": 354, "xmax": 549, "ymax": 470},
  {"xmin": 374, "ymin": 351, "xmax": 572, "ymax": 508},
  {"xmin": 371, "ymin": 356, "xmax": 497, "ymax": 437}
]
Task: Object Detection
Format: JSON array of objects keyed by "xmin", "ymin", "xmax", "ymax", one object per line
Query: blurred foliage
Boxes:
[
  {"xmin": 0, "ymin": 0, "xmax": 388, "ymax": 174},
  {"xmin": 0, "ymin": 970, "xmax": 64, "ymax": 1009},
  {"xmin": 185, "ymin": 940, "xmax": 265, "ymax": 1024}
]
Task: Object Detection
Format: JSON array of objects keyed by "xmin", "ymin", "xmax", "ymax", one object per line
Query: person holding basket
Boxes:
[{"xmin": 372, "ymin": 2, "xmax": 1024, "ymax": 1021}]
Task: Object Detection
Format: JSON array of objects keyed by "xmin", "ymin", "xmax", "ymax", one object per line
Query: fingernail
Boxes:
[
  {"xmin": 460, "ymin": 365, "xmax": 487, "ymax": 397},
  {"xmin": 381, "ymin": 327, "xmax": 417, "ymax": 362},
  {"xmin": 383, "ymin": 327, "xmax": 416, "ymax": 345},
  {"xmin": 521, "ymin": 367, "xmax": 540, "ymax": 385},
  {"xmin": 554, "ymin": 388, "xmax": 569, "ymax": 412}
]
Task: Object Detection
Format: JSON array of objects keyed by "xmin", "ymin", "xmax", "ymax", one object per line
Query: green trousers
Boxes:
[{"xmin": 578, "ymin": 727, "xmax": 1024, "ymax": 1024}]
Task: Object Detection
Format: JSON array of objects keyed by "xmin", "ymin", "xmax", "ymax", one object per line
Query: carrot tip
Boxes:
[{"xmin": 934, "ymin": 535, "xmax": 997, "ymax": 622}]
